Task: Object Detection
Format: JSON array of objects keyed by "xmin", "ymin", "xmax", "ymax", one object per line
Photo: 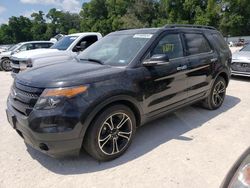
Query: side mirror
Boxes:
[{"xmin": 143, "ymin": 54, "xmax": 170, "ymax": 66}]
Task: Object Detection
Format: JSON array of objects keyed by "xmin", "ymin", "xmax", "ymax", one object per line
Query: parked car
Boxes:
[
  {"xmin": 231, "ymin": 44, "xmax": 250, "ymax": 77},
  {"xmin": 221, "ymin": 147, "xmax": 250, "ymax": 188},
  {"xmin": 11, "ymin": 32, "xmax": 102, "ymax": 75},
  {"xmin": 6, "ymin": 25, "xmax": 231, "ymax": 161},
  {"xmin": 0, "ymin": 41, "xmax": 54, "ymax": 71}
]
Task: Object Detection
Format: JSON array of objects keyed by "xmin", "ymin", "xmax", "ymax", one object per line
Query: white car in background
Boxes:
[
  {"xmin": 11, "ymin": 32, "xmax": 102, "ymax": 75},
  {"xmin": 0, "ymin": 41, "xmax": 54, "ymax": 71}
]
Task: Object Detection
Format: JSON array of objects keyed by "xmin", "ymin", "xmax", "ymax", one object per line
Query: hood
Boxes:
[
  {"xmin": 232, "ymin": 51, "xmax": 250, "ymax": 61},
  {"xmin": 12, "ymin": 49, "xmax": 68, "ymax": 59},
  {"xmin": 0, "ymin": 49, "xmax": 7, "ymax": 53},
  {"xmin": 16, "ymin": 60, "xmax": 126, "ymax": 88}
]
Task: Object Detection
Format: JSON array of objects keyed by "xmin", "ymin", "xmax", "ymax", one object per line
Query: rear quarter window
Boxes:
[
  {"xmin": 212, "ymin": 33, "xmax": 228, "ymax": 50},
  {"xmin": 184, "ymin": 33, "xmax": 212, "ymax": 55}
]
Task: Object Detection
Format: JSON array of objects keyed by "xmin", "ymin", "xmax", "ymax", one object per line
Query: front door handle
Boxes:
[
  {"xmin": 177, "ymin": 65, "xmax": 188, "ymax": 71},
  {"xmin": 211, "ymin": 58, "xmax": 218, "ymax": 63}
]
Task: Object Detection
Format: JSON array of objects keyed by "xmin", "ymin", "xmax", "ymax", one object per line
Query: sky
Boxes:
[{"xmin": 0, "ymin": 0, "xmax": 89, "ymax": 24}]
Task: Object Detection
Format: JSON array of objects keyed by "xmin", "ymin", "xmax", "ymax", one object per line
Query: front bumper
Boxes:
[
  {"xmin": 231, "ymin": 61, "xmax": 250, "ymax": 77},
  {"xmin": 6, "ymin": 100, "xmax": 84, "ymax": 158},
  {"xmin": 231, "ymin": 70, "xmax": 250, "ymax": 77}
]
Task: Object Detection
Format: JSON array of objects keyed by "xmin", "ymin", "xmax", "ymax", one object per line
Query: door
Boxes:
[
  {"xmin": 183, "ymin": 33, "xmax": 217, "ymax": 98},
  {"xmin": 141, "ymin": 33, "xmax": 189, "ymax": 115}
]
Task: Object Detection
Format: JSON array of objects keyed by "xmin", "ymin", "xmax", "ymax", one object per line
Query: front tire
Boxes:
[
  {"xmin": 83, "ymin": 105, "xmax": 136, "ymax": 161},
  {"xmin": 202, "ymin": 76, "xmax": 227, "ymax": 110},
  {"xmin": 0, "ymin": 58, "xmax": 12, "ymax": 71}
]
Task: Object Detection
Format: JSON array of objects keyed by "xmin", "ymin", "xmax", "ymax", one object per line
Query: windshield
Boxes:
[
  {"xmin": 78, "ymin": 34, "xmax": 152, "ymax": 66},
  {"xmin": 240, "ymin": 44, "xmax": 250, "ymax": 51},
  {"xmin": 8, "ymin": 43, "xmax": 22, "ymax": 52},
  {"xmin": 50, "ymin": 35, "xmax": 78, "ymax": 50}
]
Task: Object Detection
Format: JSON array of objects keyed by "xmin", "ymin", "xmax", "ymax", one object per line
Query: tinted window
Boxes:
[
  {"xmin": 151, "ymin": 34, "xmax": 183, "ymax": 59},
  {"xmin": 212, "ymin": 33, "xmax": 228, "ymax": 50},
  {"xmin": 184, "ymin": 33, "xmax": 212, "ymax": 55}
]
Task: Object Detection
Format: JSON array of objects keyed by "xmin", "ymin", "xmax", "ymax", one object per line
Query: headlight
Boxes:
[
  {"xmin": 35, "ymin": 85, "xmax": 88, "ymax": 110},
  {"xmin": 228, "ymin": 154, "xmax": 250, "ymax": 188}
]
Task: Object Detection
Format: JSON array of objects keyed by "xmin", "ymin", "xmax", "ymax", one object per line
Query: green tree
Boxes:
[{"xmin": 30, "ymin": 11, "xmax": 47, "ymax": 40}]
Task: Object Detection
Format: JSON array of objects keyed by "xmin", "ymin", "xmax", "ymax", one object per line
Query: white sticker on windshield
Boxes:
[{"xmin": 133, "ymin": 34, "xmax": 153, "ymax": 39}]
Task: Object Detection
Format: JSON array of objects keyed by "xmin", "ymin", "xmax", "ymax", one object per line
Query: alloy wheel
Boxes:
[
  {"xmin": 98, "ymin": 113, "xmax": 132, "ymax": 155},
  {"xmin": 2, "ymin": 59, "xmax": 12, "ymax": 71},
  {"xmin": 212, "ymin": 80, "xmax": 226, "ymax": 107}
]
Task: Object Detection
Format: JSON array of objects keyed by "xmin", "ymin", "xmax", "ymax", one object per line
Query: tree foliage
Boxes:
[{"xmin": 0, "ymin": 0, "xmax": 250, "ymax": 44}]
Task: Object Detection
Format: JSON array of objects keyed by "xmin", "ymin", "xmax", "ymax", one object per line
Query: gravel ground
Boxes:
[{"xmin": 0, "ymin": 72, "xmax": 250, "ymax": 188}]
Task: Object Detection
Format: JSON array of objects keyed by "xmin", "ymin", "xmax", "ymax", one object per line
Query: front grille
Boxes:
[
  {"xmin": 11, "ymin": 60, "xmax": 19, "ymax": 65},
  {"xmin": 231, "ymin": 62, "xmax": 250, "ymax": 72},
  {"xmin": 10, "ymin": 81, "xmax": 44, "ymax": 116}
]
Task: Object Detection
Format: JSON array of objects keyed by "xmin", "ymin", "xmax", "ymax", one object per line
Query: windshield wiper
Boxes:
[{"xmin": 80, "ymin": 58, "xmax": 104, "ymax": 65}]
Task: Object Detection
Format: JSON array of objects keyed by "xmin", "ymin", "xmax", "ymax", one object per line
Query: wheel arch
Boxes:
[
  {"xmin": 79, "ymin": 95, "xmax": 143, "ymax": 140},
  {"xmin": 1, "ymin": 56, "xmax": 10, "ymax": 60},
  {"xmin": 217, "ymin": 71, "xmax": 230, "ymax": 86}
]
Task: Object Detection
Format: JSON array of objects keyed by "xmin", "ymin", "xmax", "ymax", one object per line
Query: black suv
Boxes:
[{"xmin": 6, "ymin": 25, "xmax": 231, "ymax": 161}]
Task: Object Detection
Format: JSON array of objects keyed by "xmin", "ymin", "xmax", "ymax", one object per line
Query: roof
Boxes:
[
  {"xmin": 111, "ymin": 28, "xmax": 160, "ymax": 35},
  {"xmin": 20, "ymin": 41, "xmax": 53, "ymax": 45},
  {"xmin": 68, "ymin": 32, "xmax": 102, "ymax": 37},
  {"xmin": 111, "ymin": 24, "xmax": 218, "ymax": 35}
]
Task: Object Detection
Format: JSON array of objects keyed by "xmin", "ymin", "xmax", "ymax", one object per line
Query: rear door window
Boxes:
[
  {"xmin": 34, "ymin": 43, "xmax": 53, "ymax": 49},
  {"xmin": 184, "ymin": 33, "xmax": 212, "ymax": 55}
]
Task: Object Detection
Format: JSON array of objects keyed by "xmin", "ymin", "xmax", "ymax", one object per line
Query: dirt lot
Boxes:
[{"xmin": 0, "ymin": 72, "xmax": 250, "ymax": 188}]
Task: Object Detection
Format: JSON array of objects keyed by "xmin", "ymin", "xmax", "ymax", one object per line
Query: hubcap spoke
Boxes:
[
  {"xmin": 109, "ymin": 115, "xmax": 114, "ymax": 130},
  {"xmin": 112, "ymin": 138, "xmax": 119, "ymax": 154},
  {"xmin": 118, "ymin": 131, "xmax": 131, "ymax": 140},
  {"xmin": 104, "ymin": 121, "xmax": 113, "ymax": 131},
  {"xmin": 100, "ymin": 134, "xmax": 112, "ymax": 148},
  {"xmin": 218, "ymin": 88, "xmax": 225, "ymax": 94},
  {"xmin": 117, "ymin": 114, "xmax": 129, "ymax": 129},
  {"xmin": 217, "ymin": 94, "xmax": 223, "ymax": 103}
]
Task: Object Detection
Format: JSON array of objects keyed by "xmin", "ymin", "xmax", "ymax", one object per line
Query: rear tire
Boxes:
[
  {"xmin": 0, "ymin": 58, "xmax": 12, "ymax": 71},
  {"xmin": 202, "ymin": 77, "xmax": 227, "ymax": 110},
  {"xmin": 83, "ymin": 105, "xmax": 136, "ymax": 161}
]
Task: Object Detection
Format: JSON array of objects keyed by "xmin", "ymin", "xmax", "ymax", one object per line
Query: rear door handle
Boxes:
[{"xmin": 177, "ymin": 65, "xmax": 188, "ymax": 71}]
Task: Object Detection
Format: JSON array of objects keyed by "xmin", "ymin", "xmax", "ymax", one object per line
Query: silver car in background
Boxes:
[
  {"xmin": 231, "ymin": 44, "xmax": 250, "ymax": 77},
  {"xmin": 0, "ymin": 41, "xmax": 54, "ymax": 71}
]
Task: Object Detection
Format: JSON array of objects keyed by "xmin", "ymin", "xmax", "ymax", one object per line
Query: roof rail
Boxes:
[{"xmin": 164, "ymin": 24, "xmax": 216, "ymax": 30}]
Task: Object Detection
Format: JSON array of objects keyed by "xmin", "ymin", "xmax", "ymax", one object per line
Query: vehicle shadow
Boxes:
[{"xmin": 27, "ymin": 95, "xmax": 241, "ymax": 175}]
